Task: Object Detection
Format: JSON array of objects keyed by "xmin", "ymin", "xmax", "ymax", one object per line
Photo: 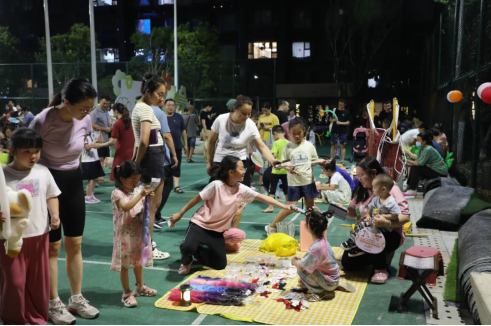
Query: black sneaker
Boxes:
[
  {"xmin": 153, "ymin": 221, "xmax": 162, "ymax": 230},
  {"xmin": 341, "ymin": 238, "xmax": 356, "ymax": 250},
  {"xmin": 157, "ymin": 218, "xmax": 167, "ymax": 224},
  {"xmin": 348, "ymin": 247, "xmax": 366, "ymax": 257}
]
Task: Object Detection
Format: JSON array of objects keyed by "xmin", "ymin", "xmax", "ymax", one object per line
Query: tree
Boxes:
[
  {"xmin": 0, "ymin": 27, "xmax": 22, "ymax": 97},
  {"xmin": 36, "ymin": 24, "xmax": 99, "ymax": 89},
  {"xmin": 130, "ymin": 27, "xmax": 174, "ymax": 77},
  {"xmin": 325, "ymin": 0, "xmax": 403, "ymax": 98},
  {"xmin": 129, "ymin": 23, "xmax": 220, "ymax": 99}
]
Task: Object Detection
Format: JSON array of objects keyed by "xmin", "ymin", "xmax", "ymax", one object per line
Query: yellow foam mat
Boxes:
[{"xmin": 155, "ymin": 240, "xmax": 368, "ymax": 325}]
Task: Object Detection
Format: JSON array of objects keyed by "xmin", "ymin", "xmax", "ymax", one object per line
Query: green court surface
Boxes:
[{"xmin": 56, "ymin": 143, "xmax": 426, "ymax": 325}]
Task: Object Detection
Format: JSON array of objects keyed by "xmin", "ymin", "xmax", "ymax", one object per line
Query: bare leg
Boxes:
[
  {"xmin": 49, "ymin": 240, "xmax": 62, "ymax": 300},
  {"xmin": 133, "ymin": 267, "xmax": 143, "ymax": 287},
  {"xmin": 331, "ymin": 143, "xmax": 336, "ymax": 159},
  {"xmin": 120, "ymin": 269, "xmax": 131, "ymax": 294},
  {"xmin": 173, "ymin": 177, "xmax": 180, "ymax": 189},
  {"xmin": 340, "ymin": 144, "xmax": 346, "ymax": 162},
  {"xmin": 269, "ymin": 201, "xmax": 298, "ymax": 229},
  {"xmin": 86, "ymin": 180, "xmax": 95, "ymax": 197},
  {"xmin": 64, "ymin": 236, "xmax": 83, "ymax": 296},
  {"xmin": 188, "ymin": 148, "xmax": 195, "ymax": 161}
]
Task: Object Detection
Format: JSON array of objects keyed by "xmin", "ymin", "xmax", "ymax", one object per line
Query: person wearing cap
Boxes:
[
  {"xmin": 226, "ymin": 99, "xmax": 236, "ymax": 111},
  {"xmin": 257, "ymin": 102, "xmax": 279, "ymax": 148}
]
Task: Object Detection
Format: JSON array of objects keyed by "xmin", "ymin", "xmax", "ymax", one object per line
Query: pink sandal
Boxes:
[
  {"xmin": 371, "ymin": 269, "xmax": 389, "ymax": 284},
  {"xmin": 134, "ymin": 284, "xmax": 157, "ymax": 297},
  {"xmin": 122, "ymin": 292, "xmax": 137, "ymax": 308}
]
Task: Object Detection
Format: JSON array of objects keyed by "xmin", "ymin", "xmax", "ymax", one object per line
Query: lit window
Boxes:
[
  {"xmin": 292, "ymin": 42, "xmax": 310, "ymax": 58},
  {"xmin": 158, "ymin": 0, "xmax": 174, "ymax": 4},
  {"xmin": 100, "ymin": 48, "xmax": 119, "ymax": 62},
  {"xmin": 93, "ymin": 0, "xmax": 117, "ymax": 6},
  {"xmin": 248, "ymin": 42, "xmax": 277, "ymax": 59}
]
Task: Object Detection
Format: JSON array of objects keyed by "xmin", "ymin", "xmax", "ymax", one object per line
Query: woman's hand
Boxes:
[
  {"xmin": 269, "ymin": 159, "xmax": 282, "ymax": 168},
  {"xmin": 140, "ymin": 185, "xmax": 152, "ymax": 198},
  {"xmin": 90, "ymin": 142, "xmax": 102, "ymax": 149},
  {"xmin": 170, "ymin": 212, "xmax": 182, "ymax": 227},
  {"xmin": 206, "ymin": 163, "xmax": 212, "ymax": 175},
  {"xmin": 0, "ymin": 212, "xmax": 5, "ymax": 224},
  {"xmin": 171, "ymin": 155, "xmax": 179, "ymax": 168},
  {"xmin": 50, "ymin": 214, "xmax": 60, "ymax": 230},
  {"xmin": 373, "ymin": 214, "xmax": 391, "ymax": 228}
]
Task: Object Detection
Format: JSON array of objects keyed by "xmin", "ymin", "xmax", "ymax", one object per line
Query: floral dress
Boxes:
[{"xmin": 110, "ymin": 187, "xmax": 153, "ymax": 271}]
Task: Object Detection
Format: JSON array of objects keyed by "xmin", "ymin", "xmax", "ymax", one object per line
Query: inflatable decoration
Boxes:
[{"xmin": 447, "ymin": 90, "xmax": 463, "ymax": 103}]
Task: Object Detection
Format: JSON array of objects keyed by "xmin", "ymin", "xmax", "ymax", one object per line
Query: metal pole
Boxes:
[
  {"xmin": 471, "ymin": 0, "xmax": 485, "ymax": 188},
  {"xmin": 89, "ymin": 0, "xmax": 98, "ymax": 94},
  {"xmin": 43, "ymin": 0, "xmax": 54, "ymax": 99},
  {"xmin": 448, "ymin": 0, "xmax": 461, "ymax": 151},
  {"xmin": 437, "ymin": 13, "xmax": 442, "ymax": 87},
  {"xmin": 174, "ymin": 0, "xmax": 178, "ymax": 87}
]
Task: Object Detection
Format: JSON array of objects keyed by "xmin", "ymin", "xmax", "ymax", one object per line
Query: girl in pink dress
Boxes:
[{"xmin": 110, "ymin": 160, "xmax": 157, "ymax": 308}]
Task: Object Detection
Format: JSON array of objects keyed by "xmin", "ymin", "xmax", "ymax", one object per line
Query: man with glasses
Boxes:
[{"xmin": 164, "ymin": 99, "xmax": 188, "ymax": 194}]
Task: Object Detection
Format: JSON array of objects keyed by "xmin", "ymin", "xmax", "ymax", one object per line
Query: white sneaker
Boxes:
[
  {"xmin": 404, "ymin": 190, "xmax": 417, "ymax": 198},
  {"xmin": 153, "ymin": 249, "xmax": 170, "ymax": 260},
  {"xmin": 67, "ymin": 295, "xmax": 100, "ymax": 319},
  {"xmin": 48, "ymin": 301, "xmax": 76, "ymax": 325}
]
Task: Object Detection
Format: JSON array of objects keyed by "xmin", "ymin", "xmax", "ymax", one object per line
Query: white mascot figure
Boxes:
[{"xmin": 0, "ymin": 167, "xmax": 32, "ymax": 258}]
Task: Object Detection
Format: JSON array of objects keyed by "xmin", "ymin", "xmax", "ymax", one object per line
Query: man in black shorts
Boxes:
[{"xmin": 90, "ymin": 97, "xmax": 112, "ymax": 180}]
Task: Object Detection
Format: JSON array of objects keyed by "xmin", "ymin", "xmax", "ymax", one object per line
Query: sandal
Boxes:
[
  {"xmin": 262, "ymin": 208, "xmax": 274, "ymax": 213},
  {"xmin": 134, "ymin": 284, "xmax": 157, "ymax": 297},
  {"xmin": 174, "ymin": 187, "xmax": 184, "ymax": 194},
  {"xmin": 306, "ymin": 291, "xmax": 335, "ymax": 302},
  {"xmin": 122, "ymin": 292, "xmax": 137, "ymax": 308},
  {"xmin": 264, "ymin": 225, "xmax": 276, "ymax": 236},
  {"xmin": 178, "ymin": 261, "xmax": 193, "ymax": 275}
]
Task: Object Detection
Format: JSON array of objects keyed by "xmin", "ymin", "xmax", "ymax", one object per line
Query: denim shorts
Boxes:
[
  {"xmin": 187, "ymin": 137, "xmax": 196, "ymax": 148},
  {"xmin": 287, "ymin": 183, "xmax": 319, "ymax": 202},
  {"xmin": 331, "ymin": 134, "xmax": 348, "ymax": 145}
]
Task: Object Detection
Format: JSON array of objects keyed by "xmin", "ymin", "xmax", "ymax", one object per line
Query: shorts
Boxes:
[
  {"xmin": 287, "ymin": 183, "xmax": 318, "ymax": 202},
  {"xmin": 270, "ymin": 174, "xmax": 288, "ymax": 195},
  {"xmin": 49, "ymin": 168, "xmax": 86, "ymax": 242},
  {"xmin": 171, "ymin": 150, "xmax": 183, "ymax": 178},
  {"xmin": 187, "ymin": 137, "xmax": 196, "ymax": 148},
  {"xmin": 97, "ymin": 146, "xmax": 110, "ymax": 158},
  {"xmin": 331, "ymin": 134, "xmax": 348, "ymax": 145},
  {"xmin": 140, "ymin": 146, "xmax": 166, "ymax": 183}
]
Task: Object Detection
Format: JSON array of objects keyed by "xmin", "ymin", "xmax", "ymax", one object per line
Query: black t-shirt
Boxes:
[
  {"xmin": 275, "ymin": 110, "xmax": 288, "ymax": 125},
  {"xmin": 331, "ymin": 109, "xmax": 350, "ymax": 135},
  {"xmin": 200, "ymin": 110, "xmax": 214, "ymax": 130},
  {"xmin": 377, "ymin": 110, "xmax": 393, "ymax": 127}
]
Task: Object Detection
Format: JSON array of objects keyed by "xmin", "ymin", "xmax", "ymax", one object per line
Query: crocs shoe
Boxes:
[{"xmin": 371, "ymin": 269, "xmax": 389, "ymax": 284}]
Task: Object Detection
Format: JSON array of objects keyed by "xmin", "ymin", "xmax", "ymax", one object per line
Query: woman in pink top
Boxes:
[
  {"xmin": 342, "ymin": 156, "xmax": 410, "ymax": 284},
  {"xmin": 170, "ymin": 155, "xmax": 296, "ymax": 275},
  {"xmin": 29, "ymin": 79, "xmax": 102, "ymax": 323}
]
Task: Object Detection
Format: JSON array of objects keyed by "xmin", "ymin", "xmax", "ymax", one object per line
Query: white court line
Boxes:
[
  {"xmin": 191, "ymin": 314, "xmax": 207, "ymax": 325},
  {"xmin": 58, "ymin": 257, "xmax": 179, "ymax": 272},
  {"xmin": 180, "ymin": 177, "xmax": 209, "ymax": 189}
]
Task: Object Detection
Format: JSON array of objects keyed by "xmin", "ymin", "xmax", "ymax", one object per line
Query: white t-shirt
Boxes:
[
  {"xmin": 81, "ymin": 133, "xmax": 100, "ymax": 163},
  {"xmin": 211, "ymin": 113, "xmax": 261, "ymax": 162},
  {"xmin": 401, "ymin": 129, "xmax": 419, "ymax": 147},
  {"xmin": 2, "ymin": 164, "xmax": 61, "ymax": 239},
  {"xmin": 329, "ymin": 171, "xmax": 343, "ymax": 186},
  {"xmin": 131, "ymin": 102, "xmax": 164, "ymax": 147},
  {"xmin": 191, "ymin": 180, "xmax": 257, "ymax": 232},
  {"xmin": 282, "ymin": 140, "xmax": 319, "ymax": 187}
]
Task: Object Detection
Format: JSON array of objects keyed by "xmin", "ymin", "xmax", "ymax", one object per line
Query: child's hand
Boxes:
[
  {"xmin": 287, "ymin": 167, "xmax": 300, "ymax": 176},
  {"xmin": 50, "ymin": 214, "xmax": 60, "ymax": 230},
  {"xmin": 236, "ymin": 202, "xmax": 246, "ymax": 216},
  {"xmin": 140, "ymin": 185, "xmax": 152, "ymax": 198},
  {"xmin": 170, "ymin": 213, "xmax": 182, "ymax": 227},
  {"xmin": 291, "ymin": 256, "xmax": 300, "ymax": 266},
  {"xmin": 149, "ymin": 191, "xmax": 155, "ymax": 198},
  {"xmin": 0, "ymin": 212, "xmax": 5, "ymax": 224}
]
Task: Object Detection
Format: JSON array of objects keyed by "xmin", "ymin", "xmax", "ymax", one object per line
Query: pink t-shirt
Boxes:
[
  {"xmin": 348, "ymin": 182, "xmax": 409, "ymax": 246},
  {"xmin": 30, "ymin": 107, "xmax": 92, "ymax": 171},
  {"xmin": 300, "ymin": 237, "xmax": 340, "ymax": 285},
  {"xmin": 191, "ymin": 180, "xmax": 258, "ymax": 232}
]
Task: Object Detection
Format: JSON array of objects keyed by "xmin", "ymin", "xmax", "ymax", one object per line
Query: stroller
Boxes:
[{"xmin": 351, "ymin": 127, "xmax": 369, "ymax": 163}]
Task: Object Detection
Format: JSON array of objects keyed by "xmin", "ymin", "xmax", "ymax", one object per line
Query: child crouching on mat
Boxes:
[
  {"xmin": 170, "ymin": 155, "xmax": 297, "ymax": 275},
  {"xmin": 291, "ymin": 209, "xmax": 340, "ymax": 302},
  {"xmin": 340, "ymin": 173, "xmax": 401, "ymax": 257},
  {"xmin": 111, "ymin": 160, "xmax": 157, "ymax": 308}
]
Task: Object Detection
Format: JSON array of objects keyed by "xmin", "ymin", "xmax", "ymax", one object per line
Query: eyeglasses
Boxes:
[{"xmin": 157, "ymin": 92, "xmax": 166, "ymax": 100}]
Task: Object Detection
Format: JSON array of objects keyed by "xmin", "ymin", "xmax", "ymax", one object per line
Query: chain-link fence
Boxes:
[
  {"xmin": 0, "ymin": 59, "xmax": 278, "ymax": 113},
  {"xmin": 421, "ymin": 0, "xmax": 491, "ymax": 192}
]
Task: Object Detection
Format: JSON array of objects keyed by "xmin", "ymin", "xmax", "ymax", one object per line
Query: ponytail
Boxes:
[
  {"xmin": 114, "ymin": 103, "xmax": 131, "ymax": 130},
  {"xmin": 211, "ymin": 155, "xmax": 241, "ymax": 183},
  {"xmin": 305, "ymin": 208, "xmax": 329, "ymax": 238},
  {"xmin": 320, "ymin": 158, "xmax": 337, "ymax": 172},
  {"xmin": 48, "ymin": 93, "xmax": 62, "ymax": 107}
]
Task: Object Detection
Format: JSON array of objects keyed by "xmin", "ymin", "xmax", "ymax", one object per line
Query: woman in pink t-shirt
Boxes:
[
  {"xmin": 30, "ymin": 79, "xmax": 101, "ymax": 323},
  {"xmin": 170, "ymin": 155, "xmax": 296, "ymax": 275},
  {"xmin": 342, "ymin": 156, "xmax": 410, "ymax": 284}
]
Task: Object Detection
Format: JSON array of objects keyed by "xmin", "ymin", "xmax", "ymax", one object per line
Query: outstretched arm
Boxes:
[
  {"xmin": 170, "ymin": 194, "xmax": 203, "ymax": 226},
  {"xmin": 254, "ymin": 193, "xmax": 292, "ymax": 211}
]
